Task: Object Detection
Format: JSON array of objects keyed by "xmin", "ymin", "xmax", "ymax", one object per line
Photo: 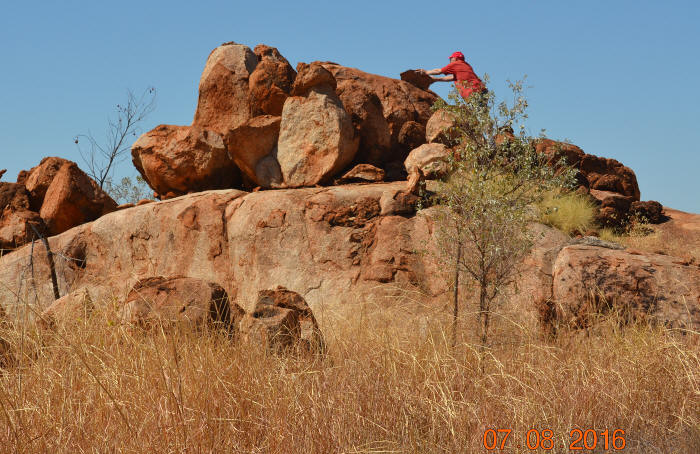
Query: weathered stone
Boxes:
[
  {"xmin": 239, "ymin": 286, "xmax": 324, "ymax": 353},
  {"xmin": 552, "ymin": 245, "xmax": 700, "ymax": 330},
  {"xmin": 39, "ymin": 288, "xmax": 93, "ymax": 329},
  {"xmin": 335, "ymin": 164, "xmax": 385, "ymax": 184},
  {"xmin": 192, "ymin": 42, "xmax": 258, "ymax": 135},
  {"xmin": 249, "ymin": 44, "xmax": 296, "ymax": 116},
  {"xmin": 277, "ymin": 70, "xmax": 358, "ymax": 187},
  {"xmin": 120, "ymin": 276, "xmax": 242, "ymax": 331},
  {"xmin": 292, "ymin": 62, "xmax": 336, "ymax": 96},
  {"xmin": 589, "ymin": 189, "xmax": 635, "ymax": 228},
  {"xmin": 397, "ymin": 121, "xmax": 426, "ymax": 153},
  {"xmin": 225, "ymin": 115, "xmax": 282, "ymax": 188},
  {"xmin": 630, "ymin": 200, "xmax": 665, "ymax": 224},
  {"xmin": 39, "ymin": 162, "xmax": 118, "ymax": 235},
  {"xmin": 132, "ymin": 124, "xmax": 240, "ymax": 199},
  {"xmin": 400, "ymin": 69, "xmax": 434, "ymax": 91},
  {"xmin": 404, "ymin": 143, "xmax": 450, "ymax": 179},
  {"xmin": 322, "ymin": 63, "xmax": 438, "ymax": 164},
  {"xmin": 426, "ymin": 109, "xmax": 459, "ymax": 145},
  {"xmin": 0, "ymin": 183, "xmax": 44, "ymax": 251}
]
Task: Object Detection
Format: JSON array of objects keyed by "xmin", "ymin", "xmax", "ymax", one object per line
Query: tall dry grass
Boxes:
[{"xmin": 0, "ymin": 296, "xmax": 698, "ymax": 453}]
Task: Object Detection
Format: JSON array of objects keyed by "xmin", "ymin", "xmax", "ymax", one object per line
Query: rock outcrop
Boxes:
[
  {"xmin": 224, "ymin": 115, "xmax": 282, "ymax": 188},
  {"xmin": 323, "ymin": 62, "xmax": 438, "ymax": 167},
  {"xmin": 1, "ymin": 184, "xmax": 695, "ymax": 336},
  {"xmin": 0, "ymin": 183, "xmax": 44, "ymax": 252},
  {"xmin": 425, "ymin": 109, "xmax": 459, "ymax": 146}
]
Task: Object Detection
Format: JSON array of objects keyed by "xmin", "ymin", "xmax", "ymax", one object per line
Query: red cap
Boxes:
[{"xmin": 449, "ymin": 51, "xmax": 465, "ymax": 61}]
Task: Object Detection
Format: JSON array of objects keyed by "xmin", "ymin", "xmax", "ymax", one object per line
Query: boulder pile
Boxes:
[
  {"xmin": 131, "ymin": 42, "xmax": 438, "ymax": 197},
  {"xmin": 535, "ymin": 139, "xmax": 663, "ymax": 227},
  {"xmin": 1, "ymin": 157, "xmax": 116, "ymax": 253}
]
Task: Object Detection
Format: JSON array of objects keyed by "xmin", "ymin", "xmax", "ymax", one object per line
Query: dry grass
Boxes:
[
  {"xmin": 538, "ymin": 191, "xmax": 596, "ymax": 236},
  {"xmin": 0, "ymin": 297, "xmax": 698, "ymax": 453}
]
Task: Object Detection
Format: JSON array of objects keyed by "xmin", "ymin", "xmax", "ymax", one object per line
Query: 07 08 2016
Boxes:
[{"xmin": 483, "ymin": 428, "xmax": 627, "ymax": 450}]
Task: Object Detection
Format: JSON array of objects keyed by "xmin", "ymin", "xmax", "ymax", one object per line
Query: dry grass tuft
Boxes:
[
  {"xmin": 0, "ymin": 297, "xmax": 698, "ymax": 453},
  {"xmin": 538, "ymin": 190, "xmax": 596, "ymax": 236}
]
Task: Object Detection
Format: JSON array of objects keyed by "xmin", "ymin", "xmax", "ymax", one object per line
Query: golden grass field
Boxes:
[{"xmin": 0, "ymin": 294, "xmax": 698, "ymax": 454}]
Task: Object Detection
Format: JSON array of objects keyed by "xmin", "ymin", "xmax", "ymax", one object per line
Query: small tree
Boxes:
[
  {"xmin": 103, "ymin": 175, "xmax": 152, "ymax": 205},
  {"xmin": 74, "ymin": 87, "xmax": 156, "ymax": 190},
  {"xmin": 430, "ymin": 78, "xmax": 575, "ymax": 349}
]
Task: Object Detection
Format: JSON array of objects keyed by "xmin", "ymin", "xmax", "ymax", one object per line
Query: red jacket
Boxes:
[{"xmin": 441, "ymin": 60, "xmax": 484, "ymax": 99}]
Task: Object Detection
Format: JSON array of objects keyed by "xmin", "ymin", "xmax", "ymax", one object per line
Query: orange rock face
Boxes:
[
  {"xmin": 0, "ymin": 185, "xmax": 697, "ymax": 336},
  {"xmin": 224, "ymin": 115, "xmax": 282, "ymax": 188},
  {"xmin": 552, "ymin": 244, "xmax": 700, "ymax": 331},
  {"xmin": 132, "ymin": 124, "xmax": 240, "ymax": 199},
  {"xmin": 39, "ymin": 162, "xmax": 118, "ymax": 235},
  {"xmin": 249, "ymin": 44, "xmax": 296, "ymax": 116},
  {"xmin": 20, "ymin": 157, "xmax": 117, "ymax": 236},
  {"xmin": 277, "ymin": 65, "xmax": 358, "ymax": 187},
  {"xmin": 192, "ymin": 42, "xmax": 258, "ymax": 135}
]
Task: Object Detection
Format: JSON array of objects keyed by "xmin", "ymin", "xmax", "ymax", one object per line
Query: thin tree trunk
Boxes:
[
  {"xmin": 451, "ymin": 243, "xmax": 461, "ymax": 349},
  {"xmin": 28, "ymin": 223, "xmax": 60, "ymax": 300},
  {"xmin": 479, "ymin": 282, "xmax": 487, "ymax": 350}
]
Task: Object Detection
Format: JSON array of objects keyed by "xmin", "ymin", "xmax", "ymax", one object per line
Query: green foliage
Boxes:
[
  {"xmin": 429, "ymin": 78, "xmax": 576, "ymax": 347},
  {"xmin": 104, "ymin": 175, "xmax": 152, "ymax": 205},
  {"xmin": 538, "ymin": 190, "xmax": 596, "ymax": 236}
]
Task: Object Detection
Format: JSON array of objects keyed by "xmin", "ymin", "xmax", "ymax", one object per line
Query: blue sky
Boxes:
[{"xmin": 1, "ymin": 0, "xmax": 698, "ymax": 212}]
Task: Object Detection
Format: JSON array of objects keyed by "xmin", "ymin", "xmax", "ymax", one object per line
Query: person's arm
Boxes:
[{"xmin": 419, "ymin": 67, "xmax": 455, "ymax": 81}]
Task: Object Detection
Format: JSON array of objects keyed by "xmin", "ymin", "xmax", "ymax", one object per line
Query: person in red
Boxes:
[{"xmin": 422, "ymin": 51, "xmax": 485, "ymax": 100}]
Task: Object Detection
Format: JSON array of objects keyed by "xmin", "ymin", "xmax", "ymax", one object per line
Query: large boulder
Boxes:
[
  {"xmin": 192, "ymin": 42, "xmax": 258, "ymax": 135},
  {"xmin": 322, "ymin": 63, "xmax": 438, "ymax": 166},
  {"xmin": 39, "ymin": 162, "xmax": 118, "ymax": 235},
  {"xmin": 552, "ymin": 245, "xmax": 700, "ymax": 330},
  {"xmin": 581, "ymin": 154, "xmax": 640, "ymax": 200},
  {"xmin": 425, "ymin": 109, "xmax": 459, "ymax": 145},
  {"xmin": 589, "ymin": 189, "xmax": 635, "ymax": 228},
  {"xmin": 132, "ymin": 124, "xmax": 240, "ymax": 199},
  {"xmin": 119, "ymin": 276, "xmax": 243, "ymax": 330},
  {"xmin": 249, "ymin": 44, "xmax": 296, "ymax": 116},
  {"xmin": 239, "ymin": 286, "xmax": 325, "ymax": 353},
  {"xmin": 225, "ymin": 115, "xmax": 282, "ymax": 188},
  {"xmin": 39, "ymin": 288, "xmax": 93, "ymax": 329},
  {"xmin": 404, "ymin": 143, "xmax": 450, "ymax": 179},
  {"xmin": 276, "ymin": 63, "xmax": 358, "ymax": 187}
]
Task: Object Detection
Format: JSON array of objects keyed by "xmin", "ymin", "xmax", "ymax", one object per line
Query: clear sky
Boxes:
[{"xmin": 1, "ymin": 0, "xmax": 698, "ymax": 212}]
